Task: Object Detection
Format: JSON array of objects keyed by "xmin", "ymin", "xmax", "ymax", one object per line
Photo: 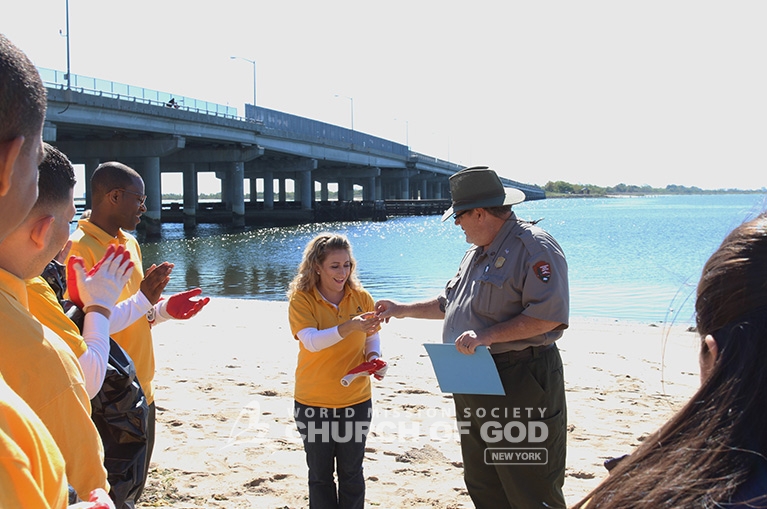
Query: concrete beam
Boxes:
[
  {"xmin": 162, "ymin": 145, "xmax": 264, "ymax": 164},
  {"xmin": 313, "ymin": 166, "xmax": 381, "ymax": 179},
  {"xmin": 54, "ymin": 136, "xmax": 185, "ymax": 161},
  {"xmin": 379, "ymin": 168, "xmax": 419, "ymax": 179},
  {"xmin": 245, "ymin": 158, "xmax": 317, "ymax": 174}
]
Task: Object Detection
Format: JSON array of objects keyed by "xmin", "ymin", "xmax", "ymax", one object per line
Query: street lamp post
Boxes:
[
  {"xmin": 334, "ymin": 94, "xmax": 354, "ymax": 131},
  {"xmin": 230, "ymin": 56, "xmax": 256, "ymax": 107}
]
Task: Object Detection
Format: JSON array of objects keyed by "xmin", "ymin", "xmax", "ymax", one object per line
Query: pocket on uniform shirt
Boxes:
[{"xmin": 475, "ymin": 274, "xmax": 505, "ymax": 315}]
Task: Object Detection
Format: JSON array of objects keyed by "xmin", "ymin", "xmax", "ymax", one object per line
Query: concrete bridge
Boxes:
[{"xmin": 39, "ymin": 68, "xmax": 545, "ymax": 234}]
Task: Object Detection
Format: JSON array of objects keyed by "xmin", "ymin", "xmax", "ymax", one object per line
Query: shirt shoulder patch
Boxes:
[{"xmin": 533, "ymin": 260, "xmax": 552, "ymax": 283}]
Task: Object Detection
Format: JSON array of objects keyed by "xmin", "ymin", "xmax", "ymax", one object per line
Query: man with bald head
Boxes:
[{"xmin": 69, "ymin": 160, "xmax": 209, "ymax": 498}]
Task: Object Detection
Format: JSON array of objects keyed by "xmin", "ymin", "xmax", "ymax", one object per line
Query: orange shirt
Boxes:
[
  {"xmin": 0, "ymin": 267, "xmax": 108, "ymax": 499},
  {"xmin": 68, "ymin": 218, "xmax": 155, "ymax": 404},
  {"xmin": 288, "ymin": 286, "xmax": 375, "ymax": 408},
  {"xmin": 27, "ymin": 275, "xmax": 86, "ymax": 358},
  {"xmin": 0, "ymin": 375, "xmax": 68, "ymax": 509}
]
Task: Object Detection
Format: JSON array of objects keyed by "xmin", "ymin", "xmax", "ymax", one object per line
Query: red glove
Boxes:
[
  {"xmin": 340, "ymin": 359, "xmax": 388, "ymax": 386},
  {"xmin": 159, "ymin": 288, "xmax": 210, "ymax": 320},
  {"xmin": 67, "ymin": 244, "xmax": 133, "ymax": 310}
]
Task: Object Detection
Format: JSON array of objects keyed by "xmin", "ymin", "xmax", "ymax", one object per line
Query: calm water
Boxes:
[{"xmin": 135, "ymin": 194, "xmax": 766, "ymax": 325}]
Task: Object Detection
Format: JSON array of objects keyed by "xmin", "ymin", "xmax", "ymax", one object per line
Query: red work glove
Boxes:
[
  {"xmin": 67, "ymin": 488, "xmax": 115, "ymax": 508},
  {"xmin": 340, "ymin": 358, "xmax": 388, "ymax": 386},
  {"xmin": 158, "ymin": 288, "xmax": 210, "ymax": 320},
  {"xmin": 66, "ymin": 244, "xmax": 133, "ymax": 311}
]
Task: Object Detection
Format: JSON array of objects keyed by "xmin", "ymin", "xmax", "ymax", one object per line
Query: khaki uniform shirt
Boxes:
[{"xmin": 441, "ymin": 213, "xmax": 569, "ymax": 354}]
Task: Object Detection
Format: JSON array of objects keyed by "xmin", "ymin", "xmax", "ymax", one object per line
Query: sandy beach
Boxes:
[{"xmin": 137, "ymin": 298, "xmax": 701, "ymax": 508}]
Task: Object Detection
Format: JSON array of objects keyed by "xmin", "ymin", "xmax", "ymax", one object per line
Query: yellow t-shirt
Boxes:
[
  {"xmin": 27, "ymin": 275, "xmax": 86, "ymax": 358},
  {"xmin": 288, "ymin": 286, "xmax": 375, "ymax": 408},
  {"xmin": 68, "ymin": 219, "xmax": 155, "ymax": 404},
  {"xmin": 0, "ymin": 267, "xmax": 108, "ymax": 500},
  {"xmin": 0, "ymin": 375, "xmax": 68, "ymax": 509}
]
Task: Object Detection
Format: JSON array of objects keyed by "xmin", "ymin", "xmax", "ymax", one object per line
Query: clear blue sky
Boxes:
[{"xmin": 4, "ymin": 1, "xmax": 766, "ymax": 192}]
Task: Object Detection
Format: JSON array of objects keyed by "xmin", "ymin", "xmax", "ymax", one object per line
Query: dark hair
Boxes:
[
  {"xmin": 91, "ymin": 161, "xmax": 142, "ymax": 199},
  {"xmin": 483, "ymin": 205, "xmax": 513, "ymax": 218},
  {"xmin": 573, "ymin": 213, "xmax": 767, "ymax": 508},
  {"xmin": 0, "ymin": 34, "xmax": 47, "ymax": 146},
  {"xmin": 34, "ymin": 143, "xmax": 76, "ymax": 209},
  {"xmin": 287, "ymin": 233, "xmax": 361, "ymax": 298}
]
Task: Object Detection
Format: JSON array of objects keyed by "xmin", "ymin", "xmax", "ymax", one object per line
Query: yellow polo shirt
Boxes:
[
  {"xmin": 0, "ymin": 375, "xmax": 68, "ymax": 508},
  {"xmin": 68, "ymin": 219, "xmax": 155, "ymax": 404},
  {"xmin": 0, "ymin": 267, "xmax": 108, "ymax": 500},
  {"xmin": 27, "ymin": 275, "xmax": 86, "ymax": 358},
  {"xmin": 288, "ymin": 286, "xmax": 375, "ymax": 408}
]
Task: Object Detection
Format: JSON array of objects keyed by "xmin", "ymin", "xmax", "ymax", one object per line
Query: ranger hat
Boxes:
[{"xmin": 441, "ymin": 166, "xmax": 526, "ymax": 221}]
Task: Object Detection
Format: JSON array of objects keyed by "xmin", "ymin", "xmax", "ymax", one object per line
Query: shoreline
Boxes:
[{"xmin": 139, "ymin": 298, "xmax": 701, "ymax": 508}]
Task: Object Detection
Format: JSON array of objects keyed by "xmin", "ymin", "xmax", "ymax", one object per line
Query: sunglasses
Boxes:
[
  {"xmin": 453, "ymin": 209, "xmax": 471, "ymax": 221},
  {"xmin": 117, "ymin": 188, "xmax": 147, "ymax": 206}
]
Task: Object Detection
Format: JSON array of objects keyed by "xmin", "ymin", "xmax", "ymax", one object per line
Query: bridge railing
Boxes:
[
  {"xmin": 38, "ymin": 67, "xmax": 240, "ymax": 119},
  {"xmin": 247, "ymin": 105, "xmax": 410, "ymax": 157}
]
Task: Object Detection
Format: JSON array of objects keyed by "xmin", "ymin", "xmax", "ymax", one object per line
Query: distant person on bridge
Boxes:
[
  {"xmin": 375, "ymin": 166, "xmax": 570, "ymax": 508},
  {"xmin": 67, "ymin": 161, "xmax": 210, "ymax": 501},
  {"xmin": 288, "ymin": 233, "xmax": 388, "ymax": 509}
]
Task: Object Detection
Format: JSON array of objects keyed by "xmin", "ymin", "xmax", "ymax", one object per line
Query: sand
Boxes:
[{"xmin": 137, "ymin": 298, "xmax": 701, "ymax": 508}]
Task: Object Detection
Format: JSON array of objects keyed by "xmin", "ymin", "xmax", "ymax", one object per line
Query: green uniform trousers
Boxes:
[{"xmin": 453, "ymin": 344, "xmax": 567, "ymax": 509}]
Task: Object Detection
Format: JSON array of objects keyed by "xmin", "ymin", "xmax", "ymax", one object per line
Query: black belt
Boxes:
[{"xmin": 492, "ymin": 343, "xmax": 555, "ymax": 362}]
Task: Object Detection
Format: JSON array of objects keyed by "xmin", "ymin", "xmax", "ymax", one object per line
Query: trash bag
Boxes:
[
  {"xmin": 42, "ymin": 261, "xmax": 149, "ymax": 509},
  {"xmin": 90, "ymin": 336, "xmax": 149, "ymax": 509}
]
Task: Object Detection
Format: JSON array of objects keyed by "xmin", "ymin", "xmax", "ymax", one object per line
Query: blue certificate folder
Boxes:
[{"xmin": 423, "ymin": 343, "xmax": 506, "ymax": 395}]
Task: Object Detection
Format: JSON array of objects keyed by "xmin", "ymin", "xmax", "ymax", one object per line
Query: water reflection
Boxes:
[{"xmin": 131, "ymin": 193, "xmax": 766, "ymax": 324}]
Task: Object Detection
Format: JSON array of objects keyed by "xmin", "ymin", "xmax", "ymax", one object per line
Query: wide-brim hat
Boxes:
[{"xmin": 441, "ymin": 166, "xmax": 526, "ymax": 221}]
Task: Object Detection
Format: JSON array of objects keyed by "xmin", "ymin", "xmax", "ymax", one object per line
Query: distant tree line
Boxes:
[{"xmin": 543, "ymin": 181, "xmax": 765, "ymax": 196}]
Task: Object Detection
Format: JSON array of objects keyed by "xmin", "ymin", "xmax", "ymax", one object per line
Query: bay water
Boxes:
[{"xmin": 138, "ymin": 194, "xmax": 766, "ymax": 326}]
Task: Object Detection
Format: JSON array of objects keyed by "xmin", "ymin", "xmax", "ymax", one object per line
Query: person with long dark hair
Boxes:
[{"xmin": 572, "ymin": 212, "xmax": 767, "ymax": 508}]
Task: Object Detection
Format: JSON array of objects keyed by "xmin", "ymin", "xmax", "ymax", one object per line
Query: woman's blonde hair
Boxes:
[{"xmin": 287, "ymin": 233, "xmax": 361, "ymax": 299}]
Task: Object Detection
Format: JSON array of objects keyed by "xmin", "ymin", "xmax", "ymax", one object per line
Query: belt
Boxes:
[{"xmin": 492, "ymin": 343, "xmax": 555, "ymax": 362}]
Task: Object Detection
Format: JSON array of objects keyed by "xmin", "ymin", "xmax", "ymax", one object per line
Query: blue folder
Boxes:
[{"xmin": 422, "ymin": 343, "xmax": 506, "ymax": 395}]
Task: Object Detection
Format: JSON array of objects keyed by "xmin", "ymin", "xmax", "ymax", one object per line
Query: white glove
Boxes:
[{"xmin": 68, "ymin": 244, "xmax": 134, "ymax": 312}]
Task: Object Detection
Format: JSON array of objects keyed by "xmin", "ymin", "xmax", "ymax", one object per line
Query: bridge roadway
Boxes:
[{"xmin": 41, "ymin": 71, "xmax": 545, "ymax": 234}]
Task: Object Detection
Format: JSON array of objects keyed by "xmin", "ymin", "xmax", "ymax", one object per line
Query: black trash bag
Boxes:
[
  {"xmin": 90, "ymin": 336, "xmax": 149, "ymax": 509},
  {"xmin": 42, "ymin": 261, "xmax": 149, "ymax": 509}
]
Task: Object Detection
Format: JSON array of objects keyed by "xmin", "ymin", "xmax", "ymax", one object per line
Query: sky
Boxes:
[{"xmin": 3, "ymin": 1, "xmax": 766, "ymax": 192}]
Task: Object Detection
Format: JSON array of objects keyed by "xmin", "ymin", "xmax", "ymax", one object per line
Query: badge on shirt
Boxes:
[
  {"xmin": 494, "ymin": 257, "xmax": 506, "ymax": 269},
  {"xmin": 533, "ymin": 261, "xmax": 552, "ymax": 283}
]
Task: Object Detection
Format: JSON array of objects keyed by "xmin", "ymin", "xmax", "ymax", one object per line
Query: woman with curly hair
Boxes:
[{"xmin": 287, "ymin": 233, "xmax": 387, "ymax": 509}]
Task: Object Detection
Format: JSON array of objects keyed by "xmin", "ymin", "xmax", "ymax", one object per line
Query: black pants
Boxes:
[
  {"xmin": 453, "ymin": 345, "xmax": 567, "ymax": 509},
  {"xmin": 294, "ymin": 400, "xmax": 372, "ymax": 509},
  {"xmin": 134, "ymin": 401, "xmax": 156, "ymax": 503}
]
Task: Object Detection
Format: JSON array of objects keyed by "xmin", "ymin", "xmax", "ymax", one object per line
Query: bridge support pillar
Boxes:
[
  {"xmin": 365, "ymin": 177, "xmax": 376, "ymax": 201},
  {"xmin": 278, "ymin": 178, "xmax": 287, "ymax": 202},
  {"xmin": 183, "ymin": 164, "xmax": 197, "ymax": 229},
  {"xmin": 135, "ymin": 157, "xmax": 162, "ymax": 237},
  {"xmin": 264, "ymin": 172, "xmax": 274, "ymax": 210},
  {"xmin": 230, "ymin": 162, "xmax": 245, "ymax": 227},
  {"xmin": 400, "ymin": 178, "xmax": 410, "ymax": 200},
  {"xmin": 320, "ymin": 181, "xmax": 329, "ymax": 201},
  {"xmin": 300, "ymin": 170, "xmax": 313, "ymax": 211},
  {"xmin": 337, "ymin": 179, "xmax": 348, "ymax": 201},
  {"xmin": 249, "ymin": 178, "xmax": 258, "ymax": 204}
]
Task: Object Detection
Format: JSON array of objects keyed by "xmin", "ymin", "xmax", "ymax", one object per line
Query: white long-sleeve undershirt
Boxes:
[
  {"xmin": 78, "ymin": 311, "xmax": 110, "ymax": 399},
  {"xmin": 109, "ymin": 290, "xmax": 153, "ymax": 334},
  {"xmin": 297, "ymin": 327, "xmax": 381, "ymax": 359}
]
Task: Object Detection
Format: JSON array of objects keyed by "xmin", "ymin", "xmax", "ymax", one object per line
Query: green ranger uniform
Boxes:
[{"xmin": 441, "ymin": 212, "xmax": 569, "ymax": 509}]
